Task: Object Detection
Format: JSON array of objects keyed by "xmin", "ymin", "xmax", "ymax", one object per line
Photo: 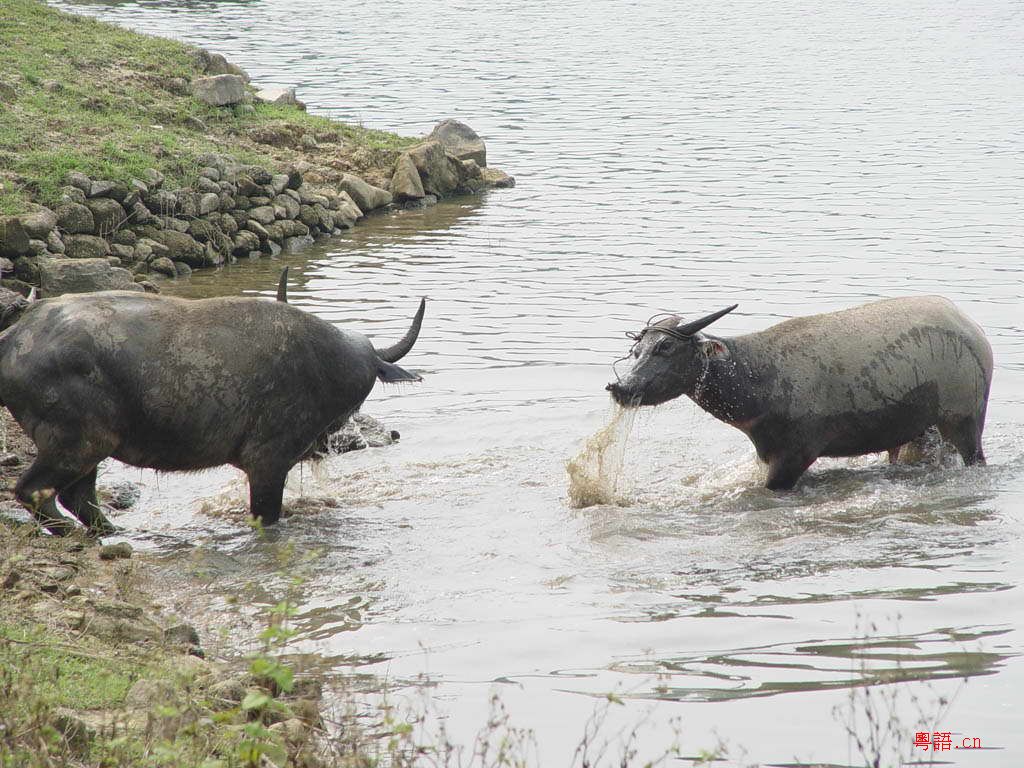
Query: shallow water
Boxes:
[{"xmin": 53, "ymin": 0, "xmax": 1024, "ymax": 763}]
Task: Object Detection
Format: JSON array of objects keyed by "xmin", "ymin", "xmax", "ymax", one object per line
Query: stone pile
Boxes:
[
  {"xmin": 0, "ymin": 112, "xmax": 513, "ymax": 298},
  {"xmin": 391, "ymin": 119, "xmax": 514, "ymax": 208},
  {"xmin": 0, "ymin": 156, "xmax": 372, "ymax": 296}
]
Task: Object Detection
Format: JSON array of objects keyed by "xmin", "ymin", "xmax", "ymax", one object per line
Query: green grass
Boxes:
[
  {"xmin": 0, "ymin": 623, "xmax": 139, "ymax": 709},
  {"xmin": 0, "ymin": 0, "xmax": 416, "ymax": 215}
]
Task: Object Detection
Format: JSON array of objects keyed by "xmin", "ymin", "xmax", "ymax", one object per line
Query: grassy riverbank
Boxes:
[{"xmin": 0, "ymin": 0, "xmax": 416, "ymax": 216}]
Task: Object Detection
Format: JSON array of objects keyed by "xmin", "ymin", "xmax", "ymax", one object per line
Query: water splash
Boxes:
[{"xmin": 566, "ymin": 405, "xmax": 638, "ymax": 508}]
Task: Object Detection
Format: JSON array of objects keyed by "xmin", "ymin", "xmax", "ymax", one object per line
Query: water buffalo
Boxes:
[
  {"xmin": 607, "ymin": 297, "xmax": 992, "ymax": 490},
  {"xmin": 0, "ymin": 274, "xmax": 425, "ymax": 534}
]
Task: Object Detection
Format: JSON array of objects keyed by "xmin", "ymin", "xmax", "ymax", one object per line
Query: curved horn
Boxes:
[
  {"xmin": 675, "ymin": 304, "xmax": 738, "ymax": 336},
  {"xmin": 276, "ymin": 267, "xmax": 289, "ymax": 303},
  {"xmin": 375, "ymin": 298, "xmax": 426, "ymax": 363}
]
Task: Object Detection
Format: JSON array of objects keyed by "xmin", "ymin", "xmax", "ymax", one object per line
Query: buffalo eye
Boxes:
[{"xmin": 652, "ymin": 337, "xmax": 672, "ymax": 356}]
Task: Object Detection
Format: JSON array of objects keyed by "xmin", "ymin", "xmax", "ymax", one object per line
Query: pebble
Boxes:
[{"xmin": 98, "ymin": 542, "xmax": 133, "ymax": 560}]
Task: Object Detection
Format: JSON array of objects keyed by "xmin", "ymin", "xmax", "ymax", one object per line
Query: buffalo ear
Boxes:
[{"xmin": 699, "ymin": 339, "xmax": 729, "ymax": 360}]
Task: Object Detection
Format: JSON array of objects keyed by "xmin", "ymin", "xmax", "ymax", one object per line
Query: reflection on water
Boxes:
[{"xmin": 55, "ymin": 0, "xmax": 1024, "ymax": 763}]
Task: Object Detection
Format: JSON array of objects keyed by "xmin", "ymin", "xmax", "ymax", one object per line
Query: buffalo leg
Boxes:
[
  {"xmin": 939, "ymin": 418, "xmax": 986, "ymax": 466},
  {"xmin": 57, "ymin": 468, "xmax": 115, "ymax": 536},
  {"xmin": 247, "ymin": 473, "xmax": 287, "ymax": 526},
  {"xmin": 15, "ymin": 459, "xmax": 89, "ymax": 536},
  {"xmin": 765, "ymin": 453, "xmax": 815, "ymax": 491}
]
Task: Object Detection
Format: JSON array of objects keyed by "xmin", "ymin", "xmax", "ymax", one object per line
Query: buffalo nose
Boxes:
[{"xmin": 605, "ymin": 382, "xmax": 618, "ymax": 392}]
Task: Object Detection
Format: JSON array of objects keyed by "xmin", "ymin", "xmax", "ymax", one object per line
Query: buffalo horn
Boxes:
[
  {"xmin": 675, "ymin": 304, "xmax": 738, "ymax": 336},
  {"xmin": 276, "ymin": 267, "xmax": 289, "ymax": 303},
  {"xmin": 375, "ymin": 298, "xmax": 427, "ymax": 363}
]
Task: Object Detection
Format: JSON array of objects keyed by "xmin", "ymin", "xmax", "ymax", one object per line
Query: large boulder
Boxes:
[
  {"xmin": 84, "ymin": 198, "xmax": 127, "ymax": 236},
  {"xmin": 199, "ymin": 50, "xmax": 251, "ymax": 82},
  {"xmin": 150, "ymin": 230, "xmax": 207, "ymax": 267},
  {"xmin": 38, "ymin": 258, "xmax": 143, "ymax": 296},
  {"xmin": 332, "ymin": 191, "xmax": 362, "ymax": 229},
  {"xmin": 338, "ymin": 174, "xmax": 392, "ymax": 212},
  {"xmin": 390, "ymin": 154, "xmax": 425, "ymax": 202},
  {"xmin": 427, "ymin": 119, "xmax": 487, "ymax": 167},
  {"xmin": 254, "ymin": 86, "xmax": 305, "ymax": 110},
  {"xmin": 55, "ymin": 202, "xmax": 95, "ymax": 235},
  {"xmin": 406, "ymin": 141, "xmax": 468, "ymax": 198},
  {"xmin": 63, "ymin": 234, "xmax": 110, "ymax": 260},
  {"xmin": 19, "ymin": 208, "xmax": 58, "ymax": 240},
  {"xmin": 192, "ymin": 75, "xmax": 246, "ymax": 107},
  {"xmin": 0, "ymin": 216, "xmax": 31, "ymax": 257}
]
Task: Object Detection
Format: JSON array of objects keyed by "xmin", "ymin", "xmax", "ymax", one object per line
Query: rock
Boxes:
[
  {"xmin": 112, "ymin": 229, "xmax": 138, "ymax": 247},
  {"xmin": 338, "ymin": 174, "xmax": 392, "ymax": 212},
  {"xmin": 138, "ymin": 237, "xmax": 168, "ymax": 257},
  {"xmin": 163, "ymin": 623, "xmax": 201, "ymax": 648},
  {"xmin": 193, "ymin": 74, "xmax": 246, "ymax": 107},
  {"xmin": 130, "ymin": 201, "xmax": 153, "ymax": 224},
  {"xmin": 151, "ymin": 230, "xmax": 206, "ymax": 267},
  {"xmin": 331, "ymin": 192, "xmax": 362, "ymax": 229},
  {"xmin": 45, "ymin": 230, "xmax": 65, "ymax": 254},
  {"xmin": 198, "ymin": 166, "xmax": 221, "ymax": 182},
  {"xmin": 60, "ymin": 185, "xmax": 87, "ymax": 205},
  {"xmin": 283, "ymin": 166, "xmax": 304, "ymax": 190},
  {"xmin": 232, "ymin": 230, "xmax": 261, "ymax": 255},
  {"xmin": 269, "ymin": 174, "xmax": 289, "ymax": 195},
  {"xmin": 247, "ymin": 167, "xmax": 273, "ymax": 186},
  {"xmin": 391, "ymin": 153, "xmax": 425, "ymax": 202},
  {"xmin": 19, "ymin": 208, "xmax": 57, "ymax": 239},
  {"xmin": 84, "ymin": 198, "xmax": 127, "ymax": 235},
  {"xmin": 87, "ymin": 180, "xmax": 116, "ymax": 199},
  {"xmin": 245, "ymin": 220, "xmax": 269, "ymax": 240},
  {"xmin": 150, "ymin": 257, "xmax": 177, "ymax": 277},
  {"xmin": 65, "ymin": 171, "xmax": 92, "ymax": 195},
  {"xmin": 27, "ymin": 239, "xmax": 47, "ymax": 256},
  {"xmin": 55, "ymin": 203, "xmax": 95, "ymax": 235},
  {"xmin": 481, "ymin": 167, "xmax": 516, "ymax": 189},
  {"xmin": 139, "ymin": 280, "xmax": 160, "ymax": 293},
  {"xmin": 273, "ymin": 194, "xmax": 300, "ymax": 220},
  {"xmin": 13, "ymin": 257, "xmax": 41, "ymax": 284},
  {"xmin": 142, "ymin": 168, "xmax": 165, "ymax": 190},
  {"xmin": 64, "ymin": 234, "xmax": 110, "ymax": 260},
  {"xmin": 296, "ymin": 185, "xmax": 328, "ymax": 207},
  {"xmin": 0, "ymin": 259, "xmax": 14, "ymax": 277},
  {"xmin": 52, "ymin": 708, "xmax": 92, "ymax": 755},
  {"xmin": 0, "ymin": 216, "xmax": 31, "ymax": 257},
  {"xmin": 196, "ymin": 177, "xmax": 220, "ymax": 195},
  {"xmin": 428, "ymin": 119, "xmax": 487, "ymax": 166},
  {"xmin": 201, "ymin": 51, "xmax": 250, "ymax": 82},
  {"xmin": 248, "ymin": 206, "xmax": 277, "ymax": 225},
  {"xmin": 111, "ymin": 244, "xmax": 136, "ymax": 262},
  {"xmin": 406, "ymin": 140, "xmax": 467, "ymax": 197},
  {"xmin": 98, "ymin": 542, "xmax": 133, "ymax": 560},
  {"xmin": 144, "ymin": 190, "xmax": 178, "ymax": 216},
  {"xmin": 39, "ymin": 258, "xmax": 143, "ymax": 296},
  {"xmin": 255, "ymin": 86, "xmax": 305, "ymax": 110},
  {"xmin": 103, "ymin": 482, "xmax": 141, "ymax": 510},
  {"xmin": 283, "ymin": 235, "xmax": 314, "ymax": 253},
  {"xmin": 300, "ymin": 134, "xmax": 318, "ymax": 149},
  {"xmin": 208, "ymin": 676, "xmax": 247, "ymax": 708},
  {"xmin": 199, "ymin": 193, "xmax": 221, "ymax": 215},
  {"xmin": 462, "ymin": 159, "xmax": 483, "ymax": 180}
]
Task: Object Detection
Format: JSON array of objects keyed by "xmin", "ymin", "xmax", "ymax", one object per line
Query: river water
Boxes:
[{"xmin": 54, "ymin": 1, "xmax": 1024, "ymax": 764}]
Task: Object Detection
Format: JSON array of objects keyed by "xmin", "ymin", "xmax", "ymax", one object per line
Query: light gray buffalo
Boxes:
[
  {"xmin": 0, "ymin": 274, "xmax": 424, "ymax": 534},
  {"xmin": 607, "ymin": 297, "xmax": 993, "ymax": 489}
]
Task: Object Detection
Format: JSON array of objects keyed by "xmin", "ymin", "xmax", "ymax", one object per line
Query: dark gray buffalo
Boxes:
[
  {"xmin": 0, "ymin": 278, "xmax": 424, "ymax": 534},
  {"xmin": 607, "ymin": 297, "xmax": 993, "ymax": 490}
]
